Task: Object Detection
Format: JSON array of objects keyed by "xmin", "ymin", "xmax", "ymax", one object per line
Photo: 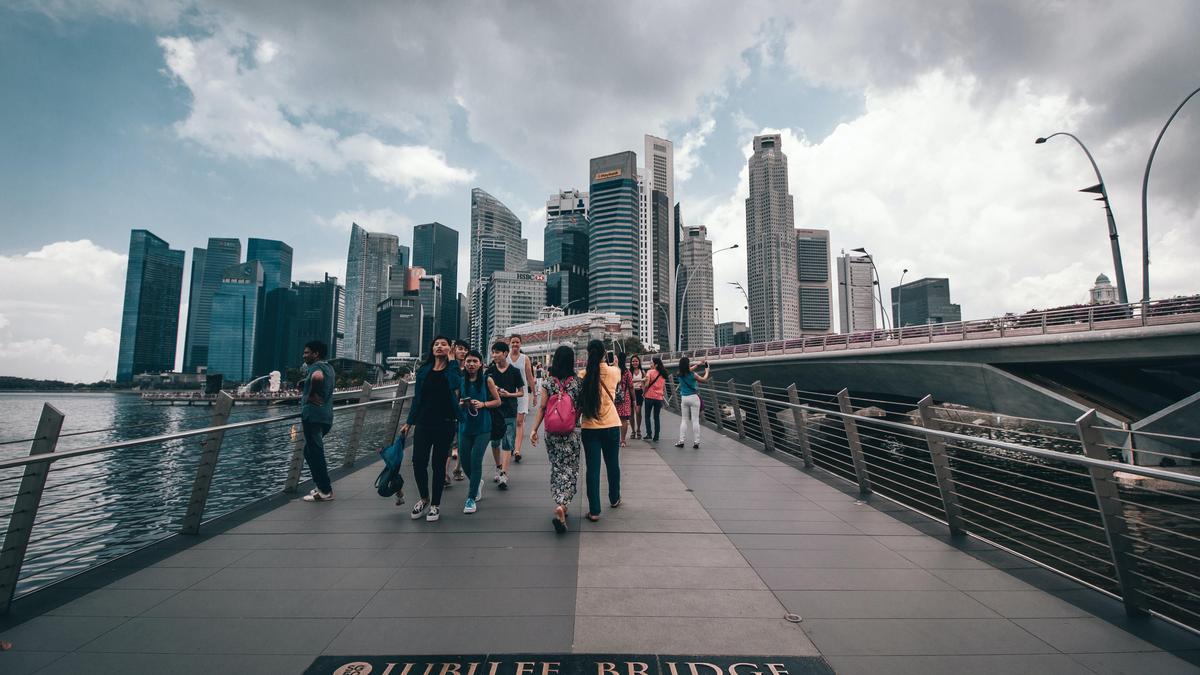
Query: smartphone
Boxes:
[{"xmin": 605, "ymin": 351, "xmax": 615, "ymax": 365}]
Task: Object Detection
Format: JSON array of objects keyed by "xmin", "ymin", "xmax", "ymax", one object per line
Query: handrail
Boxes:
[{"xmin": 0, "ymin": 395, "xmax": 410, "ymax": 471}]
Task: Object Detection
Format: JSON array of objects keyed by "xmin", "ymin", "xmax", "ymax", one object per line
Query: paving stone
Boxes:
[
  {"xmin": 929, "ymin": 569, "xmax": 1038, "ymax": 591},
  {"xmin": 324, "ymin": 616, "xmax": 574, "ymax": 654},
  {"xmin": 45, "ymin": 589, "xmax": 176, "ymax": 617},
  {"xmin": 775, "ymin": 590, "xmax": 999, "ymax": 619},
  {"xmin": 577, "ymin": 565, "xmax": 767, "ymax": 590},
  {"xmin": 802, "ymin": 618, "xmax": 1057, "ymax": 655},
  {"xmin": 386, "ymin": 564, "xmax": 577, "ymax": 589},
  {"xmin": 1013, "ymin": 617, "xmax": 1162, "ymax": 653},
  {"xmin": 359, "ymin": 588, "xmax": 575, "ymax": 617},
  {"xmin": 0, "ymin": 615, "xmax": 125, "ymax": 652},
  {"xmin": 740, "ymin": 548, "xmax": 917, "ymax": 569},
  {"xmin": 79, "ymin": 617, "xmax": 349, "ymax": 654},
  {"xmin": 1068, "ymin": 651, "xmax": 1200, "ymax": 674},
  {"xmin": 104, "ymin": 566, "xmax": 220, "ymax": 590},
  {"xmin": 966, "ymin": 590, "xmax": 1094, "ymax": 618},
  {"xmin": 573, "ymin": 616, "xmax": 820, "ymax": 655},
  {"xmin": 756, "ymin": 567, "xmax": 954, "ymax": 591},
  {"xmin": 824, "ymin": 654, "xmax": 1094, "ymax": 675},
  {"xmin": 892, "ymin": 549, "xmax": 996, "ymax": 569},
  {"xmin": 141, "ymin": 589, "xmax": 375, "ymax": 618},
  {"xmin": 0, "ymin": 650, "xmax": 64, "ymax": 674},
  {"xmin": 576, "ymin": 588, "xmax": 782, "ymax": 618},
  {"xmin": 36, "ymin": 653, "xmax": 316, "ymax": 675}
]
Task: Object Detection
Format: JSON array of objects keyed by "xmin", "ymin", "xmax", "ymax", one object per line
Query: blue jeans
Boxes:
[
  {"xmin": 301, "ymin": 421, "xmax": 332, "ymax": 493},
  {"xmin": 461, "ymin": 431, "xmax": 491, "ymax": 500},
  {"xmin": 582, "ymin": 426, "xmax": 621, "ymax": 516},
  {"xmin": 491, "ymin": 416, "xmax": 517, "ymax": 451}
]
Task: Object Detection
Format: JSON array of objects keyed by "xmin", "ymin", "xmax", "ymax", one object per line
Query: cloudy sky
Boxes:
[{"xmin": 1, "ymin": 1, "xmax": 1198, "ymax": 382}]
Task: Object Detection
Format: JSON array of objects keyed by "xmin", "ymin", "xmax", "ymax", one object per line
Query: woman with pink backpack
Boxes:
[{"xmin": 529, "ymin": 345, "xmax": 582, "ymax": 533}]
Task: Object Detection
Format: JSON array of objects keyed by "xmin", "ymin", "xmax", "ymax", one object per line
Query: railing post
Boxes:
[
  {"xmin": 1141, "ymin": 300, "xmax": 1149, "ymax": 327},
  {"xmin": 751, "ymin": 381, "xmax": 775, "ymax": 451},
  {"xmin": 1077, "ymin": 410, "xmax": 1147, "ymax": 616},
  {"xmin": 916, "ymin": 395, "xmax": 965, "ymax": 536},
  {"xmin": 787, "ymin": 385, "xmax": 813, "ymax": 469},
  {"xmin": 386, "ymin": 380, "xmax": 410, "ymax": 447},
  {"xmin": 1088, "ymin": 306, "xmax": 1095, "ymax": 330},
  {"xmin": 181, "ymin": 392, "xmax": 235, "ymax": 535},
  {"xmin": 284, "ymin": 422, "xmax": 306, "ymax": 494},
  {"xmin": 837, "ymin": 389, "xmax": 871, "ymax": 495},
  {"xmin": 706, "ymin": 382, "xmax": 724, "ymax": 431},
  {"xmin": 343, "ymin": 382, "xmax": 374, "ymax": 467},
  {"xmin": 1041, "ymin": 312, "xmax": 1048, "ymax": 334},
  {"xmin": 0, "ymin": 404, "xmax": 65, "ymax": 613},
  {"xmin": 727, "ymin": 379, "xmax": 746, "ymax": 440}
]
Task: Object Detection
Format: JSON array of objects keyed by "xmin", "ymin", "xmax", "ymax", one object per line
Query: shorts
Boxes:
[
  {"xmin": 517, "ymin": 395, "xmax": 530, "ymax": 415},
  {"xmin": 491, "ymin": 416, "xmax": 517, "ymax": 451},
  {"xmin": 635, "ymin": 390, "xmax": 645, "ymax": 405}
]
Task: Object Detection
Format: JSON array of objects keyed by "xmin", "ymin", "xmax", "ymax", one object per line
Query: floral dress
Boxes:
[
  {"xmin": 615, "ymin": 369, "xmax": 634, "ymax": 419},
  {"xmin": 542, "ymin": 375, "xmax": 582, "ymax": 506}
]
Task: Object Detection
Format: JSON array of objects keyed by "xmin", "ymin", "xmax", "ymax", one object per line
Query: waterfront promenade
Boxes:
[{"xmin": 2, "ymin": 411, "xmax": 1198, "ymax": 674}]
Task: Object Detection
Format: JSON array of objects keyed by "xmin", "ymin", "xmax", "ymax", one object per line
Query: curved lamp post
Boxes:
[
  {"xmin": 729, "ymin": 281, "xmax": 752, "ymax": 344},
  {"xmin": 895, "ymin": 268, "xmax": 909, "ymax": 328},
  {"xmin": 850, "ymin": 247, "xmax": 890, "ymax": 329},
  {"xmin": 1140, "ymin": 85, "xmax": 1200, "ymax": 302},
  {"xmin": 1035, "ymin": 133, "xmax": 1129, "ymax": 304},
  {"xmin": 677, "ymin": 244, "xmax": 739, "ymax": 351},
  {"xmin": 544, "ymin": 297, "xmax": 589, "ymax": 361}
]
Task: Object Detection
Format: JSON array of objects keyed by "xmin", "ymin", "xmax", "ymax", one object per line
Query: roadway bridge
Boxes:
[
  {"xmin": 658, "ymin": 297, "xmax": 1200, "ymax": 464},
  {"xmin": 2, "ymin": 384, "xmax": 1200, "ymax": 673}
]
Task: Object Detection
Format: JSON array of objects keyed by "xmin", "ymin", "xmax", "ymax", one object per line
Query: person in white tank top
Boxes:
[{"xmin": 508, "ymin": 335, "xmax": 534, "ymax": 463}]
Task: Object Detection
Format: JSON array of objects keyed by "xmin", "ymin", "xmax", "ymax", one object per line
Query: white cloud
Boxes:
[
  {"xmin": 315, "ymin": 207, "xmax": 413, "ymax": 234},
  {"xmin": 675, "ymin": 115, "xmax": 717, "ymax": 183},
  {"xmin": 0, "ymin": 240, "xmax": 127, "ymax": 382}
]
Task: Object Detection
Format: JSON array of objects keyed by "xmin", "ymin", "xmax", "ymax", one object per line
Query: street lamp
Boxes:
[
  {"xmin": 1139, "ymin": 85, "xmax": 1200, "ymax": 303},
  {"xmin": 728, "ymin": 281, "xmax": 752, "ymax": 343},
  {"xmin": 850, "ymin": 248, "xmax": 890, "ymax": 329},
  {"xmin": 1035, "ymin": 133, "xmax": 1129, "ymax": 304},
  {"xmin": 895, "ymin": 268, "xmax": 908, "ymax": 328},
  {"xmin": 677, "ymin": 244, "xmax": 739, "ymax": 351},
  {"xmin": 545, "ymin": 297, "xmax": 588, "ymax": 360}
]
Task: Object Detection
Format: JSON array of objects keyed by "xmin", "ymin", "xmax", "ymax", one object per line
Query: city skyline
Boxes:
[{"xmin": 2, "ymin": 2, "xmax": 1198, "ymax": 381}]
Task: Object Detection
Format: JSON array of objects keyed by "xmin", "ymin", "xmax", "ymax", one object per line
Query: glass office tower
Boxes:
[
  {"xmin": 544, "ymin": 189, "xmax": 589, "ymax": 313},
  {"xmin": 182, "ymin": 237, "xmax": 241, "ymax": 372},
  {"xmin": 413, "ymin": 222, "xmax": 460, "ymax": 339},
  {"xmin": 247, "ymin": 238, "xmax": 294, "ymax": 376},
  {"xmin": 588, "ymin": 151, "xmax": 640, "ymax": 334},
  {"xmin": 117, "ymin": 230, "xmax": 185, "ymax": 383},
  {"xmin": 208, "ymin": 261, "xmax": 265, "ymax": 383}
]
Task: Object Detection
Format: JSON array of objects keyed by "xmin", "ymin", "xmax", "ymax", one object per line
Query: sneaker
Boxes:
[
  {"xmin": 453, "ymin": 468, "xmax": 465, "ymax": 481},
  {"xmin": 693, "ymin": 443, "xmax": 700, "ymax": 449},
  {"xmin": 498, "ymin": 472, "xmax": 509, "ymax": 490},
  {"xmin": 464, "ymin": 498, "xmax": 477, "ymax": 514},
  {"xmin": 493, "ymin": 466, "xmax": 503, "ymax": 483},
  {"xmin": 674, "ymin": 442, "xmax": 685, "ymax": 448},
  {"xmin": 410, "ymin": 499, "xmax": 429, "ymax": 520},
  {"xmin": 474, "ymin": 483, "xmax": 483, "ymax": 502},
  {"xmin": 444, "ymin": 477, "xmax": 452, "ymax": 488},
  {"xmin": 302, "ymin": 488, "xmax": 334, "ymax": 502},
  {"xmin": 426, "ymin": 506, "xmax": 441, "ymax": 522},
  {"xmin": 394, "ymin": 490, "xmax": 405, "ymax": 506},
  {"xmin": 513, "ymin": 453, "xmax": 522, "ymax": 463}
]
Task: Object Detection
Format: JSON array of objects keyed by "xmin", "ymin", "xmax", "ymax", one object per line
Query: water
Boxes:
[{"xmin": 0, "ymin": 392, "xmax": 399, "ymax": 596}]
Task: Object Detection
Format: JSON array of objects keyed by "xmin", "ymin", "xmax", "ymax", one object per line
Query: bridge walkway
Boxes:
[{"xmin": 2, "ymin": 411, "xmax": 1198, "ymax": 674}]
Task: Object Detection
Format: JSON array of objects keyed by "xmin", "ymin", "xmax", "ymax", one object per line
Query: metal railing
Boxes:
[
  {"xmin": 0, "ymin": 381, "xmax": 410, "ymax": 612},
  {"xmin": 657, "ymin": 295, "xmax": 1200, "ymax": 363},
  {"xmin": 664, "ymin": 376, "xmax": 1200, "ymax": 633}
]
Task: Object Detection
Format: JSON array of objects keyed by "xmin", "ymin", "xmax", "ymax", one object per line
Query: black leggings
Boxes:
[
  {"xmin": 412, "ymin": 422, "xmax": 457, "ymax": 506},
  {"xmin": 644, "ymin": 399, "xmax": 663, "ymax": 439}
]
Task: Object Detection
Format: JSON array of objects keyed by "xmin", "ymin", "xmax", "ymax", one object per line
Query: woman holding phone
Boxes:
[
  {"xmin": 400, "ymin": 336, "xmax": 461, "ymax": 522},
  {"xmin": 642, "ymin": 356, "xmax": 667, "ymax": 442},
  {"xmin": 578, "ymin": 340, "xmax": 621, "ymax": 520},
  {"xmin": 458, "ymin": 349, "xmax": 500, "ymax": 514},
  {"xmin": 674, "ymin": 356, "xmax": 710, "ymax": 449}
]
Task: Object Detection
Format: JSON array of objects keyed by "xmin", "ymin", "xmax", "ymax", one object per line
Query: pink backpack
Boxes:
[{"xmin": 544, "ymin": 376, "xmax": 578, "ymax": 435}]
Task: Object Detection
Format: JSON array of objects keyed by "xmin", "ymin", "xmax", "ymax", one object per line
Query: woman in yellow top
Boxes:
[{"xmin": 578, "ymin": 339, "xmax": 621, "ymax": 521}]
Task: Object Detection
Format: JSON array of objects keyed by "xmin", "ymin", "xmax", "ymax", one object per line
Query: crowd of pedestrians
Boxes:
[{"xmin": 296, "ymin": 336, "xmax": 713, "ymax": 531}]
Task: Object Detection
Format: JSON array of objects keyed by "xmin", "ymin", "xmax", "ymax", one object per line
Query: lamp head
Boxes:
[
  {"xmin": 1035, "ymin": 137, "xmax": 1047, "ymax": 144},
  {"xmin": 903, "ymin": 268, "xmax": 909, "ymax": 273}
]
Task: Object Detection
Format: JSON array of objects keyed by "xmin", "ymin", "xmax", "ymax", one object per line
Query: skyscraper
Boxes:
[
  {"xmin": 715, "ymin": 321, "xmax": 750, "ymax": 347},
  {"xmin": 208, "ymin": 261, "xmax": 264, "ymax": 383},
  {"xmin": 413, "ymin": 222, "xmax": 460, "ymax": 338},
  {"xmin": 589, "ymin": 151, "xmax": 640, "ymax": 335},
  {"xmin": 116, "ymin": 230, "xmax": 185, "ymax": 383},
  {"xmin": 247, "ymin": 238, "xmax": 294, "ymax": 376},
  {"xmin": 745, "ymin": 135, "xmax": 800, "ymax": 341},
  {"xmin": 837, "ymin": 252, "xmax": 876, "ymax": 334},
  {"xmin": 290, "ymin": 274, "xmax": 344, "ymax": 365},
  {"xmin": 484, "ymin": 271, "xmax": 547, "ymax": 347},
  {"xmin": 678, "ymin": 225, "xmax": 715, "ymax": 350},
  {"xmin": 469, "ymin": 188, "xmax": 526, "ymax": 349},
  {"xmin": 644, "ymin": 135, "xmax": 675, "ymax": 351},
  {"xmin": 796, "ymin": 228, "xmax": 833, "ymax": 334},
  {"xmin": 544, "ymin": 189, "xmax": 589, "ymax": 313},
  {"xmin": 375, "ymin": 297, "xmax": 423, "ymax": 362},
  {"xmin": 182, "ymin": 237, "xmax": 241, "ymax": 372},
  {"xmin": 344, "ymin": 223, "xmax": 402, "ymax": 362},
  {"xmin": 891, "ymin": 278, "xmax": 961, "ymax": 326},
  {"xmin": 417, "ymin": 273, "xmax": 442, "ymax": 352}
]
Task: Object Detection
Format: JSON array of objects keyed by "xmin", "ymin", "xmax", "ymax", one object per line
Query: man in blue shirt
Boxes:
[{"xmin": 300, "ymin": 340, "xmax": 337, "ymax": 502}]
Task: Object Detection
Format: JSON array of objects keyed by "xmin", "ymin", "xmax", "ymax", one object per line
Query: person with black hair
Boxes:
[
  {"xmin": 642, "ymin": 356, "xmax": 668, "ymax": 441},
  {"xmin": 486, "ymin": 340, "xmax": 525, "ymax": 490},
  {"xmin": 300, "ymin": 340, "xmax": 337, "ymax": 502},
  {"xmin": 630, "ymin": 354, "xmax": 644, "ymax": 440},
  {"xmin": 674, "ymin": 356, "xmax": 710, "ymax": 449},
  {"xmin": 578, "ymin": 339, "xmax": 621, "ymax": 520},
  {"xmin": 529, "ymin": 345, "xmax": 582, "ymax": 533},
  {"xmin": 449, "ymin": 339, "xmax": 471, "ymax": 483},
  {"xmin": 400, "ymin": 336, "xmax": 461, "ymax": 522},
  {"xmin": 615, "ymin": 351, "xmax": 634, "ymax": 447},
  {"xmin": 458, "ymin": 349, "xmax": 500, "ymax": 514}
]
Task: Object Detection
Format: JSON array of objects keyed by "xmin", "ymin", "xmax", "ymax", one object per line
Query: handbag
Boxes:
[{"xmin": 375, "ymin": 435, "xmax": 406, "ymax": 497}]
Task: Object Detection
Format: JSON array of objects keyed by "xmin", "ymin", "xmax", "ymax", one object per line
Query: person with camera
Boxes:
[
  {"xmin": 674, "ymin": 356, "xmax": 710, "ymax": 449},
  {"xmin": 400, "ymin": 336, "xmax": 462, "ymax": 522},
  {"xmin": 578, "ymin": 340, "xmax": 622, "ymax": 520},
  {"xmin": 458, "ymin": 349, "xmax": 500, "ymax": 514}
]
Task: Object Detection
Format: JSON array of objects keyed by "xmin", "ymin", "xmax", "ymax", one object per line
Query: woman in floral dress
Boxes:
[
  {"xmin": 615, "ymin": 351, "xmax": 634, "ymax": 446},
  {"xmin": 529, "ymin": 345, "xmax": 582, "ymax": 533}
]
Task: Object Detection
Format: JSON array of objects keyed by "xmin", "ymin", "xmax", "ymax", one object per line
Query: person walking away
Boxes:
[
  {"xmin": 400, "ymin": 336, "xmax": 461, "ymax": 522},
  {"xmin": 674, "ymin": 357, "xmax": 710, "ymax": 449},
  {"xmin": 300, "ymin": 340, "xmax": 336, "ymax": 502},
  {"xmin": 458, "ymin": 349, "xmax": 500, "ymax": 514},
  {"xmin": 508, "ymin": 335, "xmax": 535, "ymax": 464},
  {"xmin": 643, "ymin": 357, "xmax": 667, "ymax": 442},
  {"xmin": 630, "ymin": 355, "xmax": 644, "ymax": 439},
  {"xmin": 529, "ymin": 345, "xmax": 582, "ymax": 533},
  {"xmin": 449, "ymin": 339, "xmax": 470, "ymax": 483},
  {"xmin": 615, "ymin": 352, "xmax": 633, "ymax": 447},
  {"xmin": 486, "ymin": 341, "xmax": 525, "ymax": 490},
  {"xmin": 578, "ymin": 339, "xmax": 621, "ymax": 521}
]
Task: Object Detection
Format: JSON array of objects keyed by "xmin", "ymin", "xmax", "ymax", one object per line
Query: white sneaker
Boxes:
[
  {"xmin": 498, "ymin": 472, "xmax": 509, "ymax": 490},
  {"xmin": 426, "ymin": 506, "xmax": 441, "ymax": 522},
  {"xmin": 302, "ymin": 489, "xmax": 334, "ymax": 502},
  {"xmin": 463, "ymin": 498, "xmax": 477, "ymax": 514},
  {"xmin": 493, "ymin": 467, "xmax": 502, "ymax": 483},
  {"xmin": 410, "ymin": 499, "xmax": 428, "ymax": 520},
  {"xmin": 474, "ymin": 483, "xmax": 483, "ymax": 502}
]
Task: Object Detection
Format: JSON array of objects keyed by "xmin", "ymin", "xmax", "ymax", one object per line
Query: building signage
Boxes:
[
  {"xmin": 514, "ymin": 272, "xmax": 546, "ymax": 282},
  {"xmin": 308, "ymin": 655, "xmax": 832, "ymax": 675},
  {"xmin": 593, "ymin": 169, "xmax": 622, "ymax": 180}
]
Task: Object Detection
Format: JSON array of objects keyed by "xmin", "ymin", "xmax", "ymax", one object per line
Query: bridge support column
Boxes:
[
  {"xmin": 386, "ymin": 380, "xmax": 410, "ymax": 447},
  {"xmin": 1077, "ymin": 410, "xmax": 1148, "ymax": 616},
  {"xmin": 706, "ymin": 382, "xmax": 724, "ymax": 431},
  {"xmin": 344, "ymin": 382, "xmax": 374, "ymax": 467},
  {"xmin": 752, "ymin": 381, "xmax": 775, "ymax": 451},
  {"xmin": 0, "ymin": 404, "xmax": 65, "ymax": 614},
  {"xmin": 284, "ymin": 422, "xmax": 306, "ymax": 494},
  {"xmin": 837, "ymin": 389, "xmax": 871, "ymax": 496},
  {"xmin": 181, "ymin": 393, "xmax": 234, "ymax": 535},
  {"xmin": 727, "ymin": 379, "xmax": 746, "ymax": 440},
  {"xmin": 917, "ymin": 395, "xmax": 965, "ymax": 536},
  {"xmin": 787, "ymin": 385, "xmax": 813, "ymax": 469}
]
